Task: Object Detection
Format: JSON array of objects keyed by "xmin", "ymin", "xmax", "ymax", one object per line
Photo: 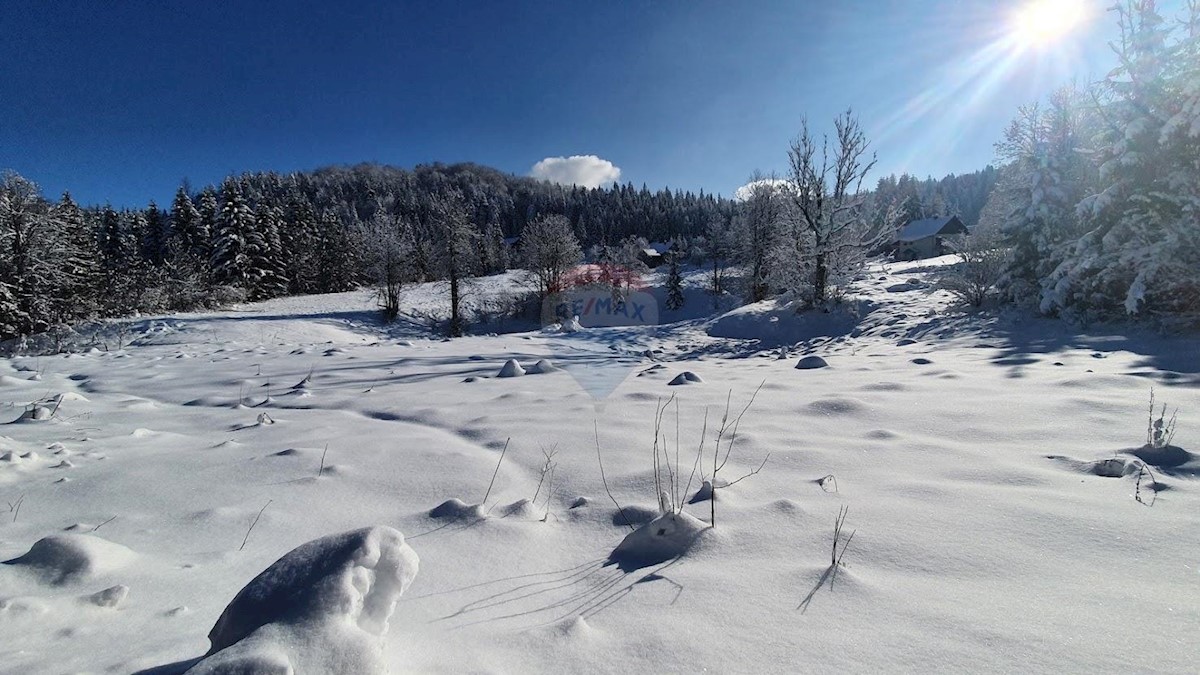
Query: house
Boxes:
[
  {"xmin": 893, "ymin": 216, "xmax": 968, "ymax": 260},
  {"xmin": 639, "ymin": 248, "xmax": 664, "ymax": 268},
  {"xmin": 637, "ymin": 242, "xmax": 675, "ymax": 269}
]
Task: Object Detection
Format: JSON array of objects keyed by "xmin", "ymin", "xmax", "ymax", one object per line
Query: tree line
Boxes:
[{"xmin": 0, "ymin": 146, "xmax": 996, "ymax": 341}]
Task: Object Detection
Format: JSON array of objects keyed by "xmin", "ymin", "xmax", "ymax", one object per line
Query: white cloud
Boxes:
[
  {"xmin": 733, "ymin": 178, "xmax": 792, "ymax": 202},
  {"xmin": 530, "ymin": 155, "xmax": 622, "ymax": 189}
]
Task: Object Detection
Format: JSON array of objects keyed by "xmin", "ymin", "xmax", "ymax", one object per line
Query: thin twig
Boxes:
[
  {"xmin": 830, "ymin": 505, "xmax": 856, "ymax": 587},
  {"xmin": 596, "ymin": 420, "xmax": 634, "ymax": 531},
  {"xmin": 92, "ymin": 515, "xmax": 117, "ymax": 532},
  {"xmin": 8, "ymin": 494, "xmax": 26, "ymax": 523},
  {"xmin": 723, "ymin": 452, "xmax": 771, "ymax": 487},
  {"xmin": 239, "ymin": 500, "xmax": 272, "ymax": 551},
  {"xmin": 1134, "ymin": 461, "xmax": 1158, "ymax": 507},
  {"xmin": 318, "ymin": 443, "xmax": 329, "ymax": 478},
  {"xmin": 481, "ymin": 438, "xmax": 510, "ymax": 505},
  {"xmin": 681, "ymin": 407, "xmax": 709, "ymax": 509}
]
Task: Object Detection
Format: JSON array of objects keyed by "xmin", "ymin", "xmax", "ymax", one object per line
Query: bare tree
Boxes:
[
  {"xmin": 703, "ymin": 217, "xmax": 731, "ymax": 306},
  {"xmin": 520, "ymin": 213, "xmax": 582, "ymax": 301},
  {"xmin": 787, "ymin": 110, "xmax": 880, "ymax": 305},
  {"xmin": 732, "ymin": 172, "xmax": 788, "ymax": 303},
  {"xmin": 353, "ymin": 211, "xmax": 414, "ymax": 321},
  {"xmin": 429, "ymin": 189, "xmax": 476, "ymax": 337}
]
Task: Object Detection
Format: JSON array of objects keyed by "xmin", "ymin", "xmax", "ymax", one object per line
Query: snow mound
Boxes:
[
  {"xmin": 708, "ymin": 300, "xmax": 862, "ymax": 347},
  {"xmin": 3, "ymin": 534, "xmax": 135, "ymax": 585},
  {"xmin": 87, "ymin": 584, "xmax": 129, "ymax": 608},
  {"xmin": 795, "ymin": 355, "xmax": 829, "ymax": 370},
  {"xmin": 498, "ymin": 498, "xmax": 539, "ymax": 518},
  {"xmin": 608, "ymin": 511, "xmax": 708, "ymax": 572},
  {"xmin": 1047, "ymin": 454, "xmax": 1140, "ymax": 478},
  {"xmin": 1089, "ymin": 457, "xmax": 1139, "ymax": 478},
  {"xmin": 0, "ymin": 374, "xmax": 34, "ymax": 386},
  {"xmin": 528, "ymin": 359, "xmax": 558, "ymax": 374},
  {"xmin": 429, "ymin": 498, "xmax": 485, "ymax": 520},
  {"xmin": 15, "ymin": 404, "xmax": 54, "ymax": 422},
  {"xmin": 668, "ymin": 371, "xmax": 704, "ymax": 386},
  {"xmin": 192, "ymin": 526, "xmax": 419, "ymax": 675},
  {"xmin": 1127, "ymin": 444, "xmax": 1197, "ymax": 473},
  {"xmin": 497, "ymin": 359, "xmax": 526, "ymax": 378},
  {"xmin": 561, "ymin": 316, "xmax": 583, "ymax": 333},
  {"xmin": 612, "ymin": 504, "xmax": 661, "ymax": 527}
]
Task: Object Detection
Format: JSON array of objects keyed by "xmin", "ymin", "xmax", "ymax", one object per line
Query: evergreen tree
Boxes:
[
  {"xmin": 51, "ymin": 192, "xmax": 100, "ymax": 323},
  {"xmin": 665, "ymin": 251, "xmax": 685, "ymax": 310},
  {"xmin": 211, "ymin": 179, "xmax": 257, "ymax": 288},
  {"xmin": 1041, "ymin": 1, "xmax": 1200, "ymax": 321},
  {"xmin": 251, "ymin": 203, "xmax": 289, "ymax": 299},
  {"xmin": 142, "ymin": 200, "xmax": 170, "ymax": 266}
]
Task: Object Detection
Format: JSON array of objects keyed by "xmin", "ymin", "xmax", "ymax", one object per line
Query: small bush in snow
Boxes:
[
  {"xmin": 1145, "ymin": 388, "xmax": 1178, "ymax": 450},
  {"xmin": 938, "ymin": 230, "xmax": 1007, "ymax": 307}
]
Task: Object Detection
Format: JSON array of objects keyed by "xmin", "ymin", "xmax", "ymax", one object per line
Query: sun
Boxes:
[{"xmin": 1011, "ymin": 0, "xmax": 1088, "ymax": 47}]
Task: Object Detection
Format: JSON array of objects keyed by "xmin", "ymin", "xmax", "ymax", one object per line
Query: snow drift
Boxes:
[
  {"xmin": 188, "ymin": 526, "xmax": 419, "ymax": 675},
  {"xmin": 3, "ymin": 534, "xmax": 135, "ymax": 586}
]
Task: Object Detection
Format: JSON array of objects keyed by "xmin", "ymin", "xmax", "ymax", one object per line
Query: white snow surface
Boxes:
[{"xmin": 0, "ymin": 258, "xmax": 1197, "ymax": 673}]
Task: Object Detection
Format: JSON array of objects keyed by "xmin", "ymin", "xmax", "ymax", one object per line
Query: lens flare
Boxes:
[{"xmin": 1012, "ymin": 0, "xmax": 1088, "ymax": 47}]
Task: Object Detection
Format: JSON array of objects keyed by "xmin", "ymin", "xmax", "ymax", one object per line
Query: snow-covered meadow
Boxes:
[{"xmin": 1, "ymin": 258, "xmax": 1197, "ymax": 673}]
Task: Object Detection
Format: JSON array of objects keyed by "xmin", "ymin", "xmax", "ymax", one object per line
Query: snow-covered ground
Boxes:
[{"xmin": 1, "ymin": 258, "xmax": 1198, "ymax": 673}]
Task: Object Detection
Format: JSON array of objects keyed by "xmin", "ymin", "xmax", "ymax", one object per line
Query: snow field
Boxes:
[{"xmin": 0, "ymin": 259, "xmax": 1196, "ymax": 673}]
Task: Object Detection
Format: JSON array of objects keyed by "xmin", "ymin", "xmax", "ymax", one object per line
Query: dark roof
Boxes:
[{"xmin": 896, "ymin": 216, "xmax": 964, "ymax": 243}]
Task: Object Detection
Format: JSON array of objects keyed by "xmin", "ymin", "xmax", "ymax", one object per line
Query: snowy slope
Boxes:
[{"xmin": 0, "ymin": 259, "xmax": 1197, "ymax": 674}]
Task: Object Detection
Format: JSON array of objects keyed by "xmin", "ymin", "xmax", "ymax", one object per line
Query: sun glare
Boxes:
[{"xmin": 1012, "ymin": 0, "xmax": 1088, "ymax": 46}]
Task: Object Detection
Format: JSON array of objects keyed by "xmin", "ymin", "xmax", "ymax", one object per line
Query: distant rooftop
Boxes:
[{"xmin": 896, "ymin": 216, "xmax": 961, "ymax": 242}]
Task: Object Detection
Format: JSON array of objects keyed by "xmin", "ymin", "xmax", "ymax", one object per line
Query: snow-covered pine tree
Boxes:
[
  {"xmin": 168, "ymin": 186, "xmax": 203, "ymax": 261},
  {"xmin": 281, "ymin": 193, "xmax": 320, "ymax": 294},
  {"xmin": 993, "ymin": 89, "xmax": 1090, "ymax": 305},
  {"xmin": 211, "ymin": 179, "xmax": 259, "ymax": 289},
  {"xmin": 1042, "ymin": 2, "xmax": 1200, "ymax": 323},
  {"xmin": 665, "ymin": 250, "xmax": 685, "ymax": 310},
  {"xmin": 0, "ymin": 173, "xmax": 51, "ymax": 338},
  {"xmin": 51, "ymin": 192, "xmax": 101, "ymax": 324},
  {"xmin": 142, "ymin": 200, "xmax": 171, "ymax": 266},
  {"xmin": 480, "ymin": 221, "xmax": 508, "ymax": 275},
  {"xmin": 316, "ymin": 210, "xmax": 358, "ymax": 293},
  {"xmin": 251, "ymin": 203, "xmax": 289, "ymax": 300}
]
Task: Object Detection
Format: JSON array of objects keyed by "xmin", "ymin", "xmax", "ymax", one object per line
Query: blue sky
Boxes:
[{"xmin": 1, "ymin": 0, "xmax": 1115, "ymax": 207}]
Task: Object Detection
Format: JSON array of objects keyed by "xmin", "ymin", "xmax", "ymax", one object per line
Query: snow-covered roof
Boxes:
[
  {"xmin": 641, "ymin": 248, "xmax": 663, "ymax": 258},
  {"xmin": 896, "ymin": 216, "xmax": 963, "ymax": 243},
  {"xmin": 647, "ymin": 242, "xmax": 674, "ymax": 254}
]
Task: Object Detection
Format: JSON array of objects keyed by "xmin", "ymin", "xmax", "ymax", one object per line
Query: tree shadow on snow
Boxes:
[{"xmin": 418, "ymin": 555, "xmax": 686, "ymax": 631}]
